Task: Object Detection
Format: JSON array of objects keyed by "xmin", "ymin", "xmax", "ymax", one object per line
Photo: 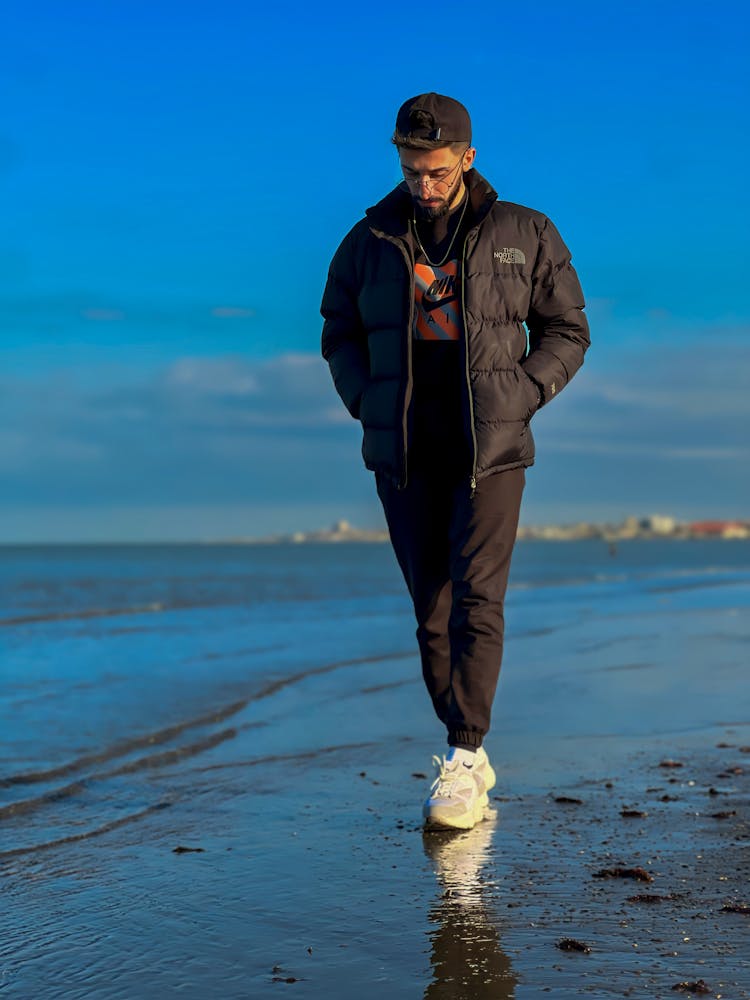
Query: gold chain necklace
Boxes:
[{"xmin": 412, "ymin": 196, "xmax": 468, "ymax": 268}]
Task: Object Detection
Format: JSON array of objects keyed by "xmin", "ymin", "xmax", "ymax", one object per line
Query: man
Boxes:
[{"xmin": 321, "ymin": 93, "xmax": 589, "ymax": 830}]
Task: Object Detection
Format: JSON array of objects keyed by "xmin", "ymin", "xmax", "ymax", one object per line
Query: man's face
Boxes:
[{"xmin": 399, "ymin": 145, "xmax": 475, "ymax": 220}]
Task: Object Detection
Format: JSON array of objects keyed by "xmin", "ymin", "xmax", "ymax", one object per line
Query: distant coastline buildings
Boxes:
[
  {"xmin": 517, "ymin": 514, "xmax": 750, "ymax": 542},
  {"xmin": 241, "ymin": 515, "xmax": 750, "ymax": 545}
]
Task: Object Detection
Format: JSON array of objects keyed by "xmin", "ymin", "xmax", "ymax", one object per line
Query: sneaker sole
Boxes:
[{"xmin": 423, "ymin": 792, "xmax": 488, "ymax": 831}]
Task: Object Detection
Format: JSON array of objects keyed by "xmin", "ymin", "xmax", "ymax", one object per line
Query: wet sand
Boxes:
[
  {"xmin": 1, "ymin": 544, "xmax": 749, "ymax": 998},
  {"xmin": 1, "ymin": 735, "xmax": 747, "ymax": 998}
]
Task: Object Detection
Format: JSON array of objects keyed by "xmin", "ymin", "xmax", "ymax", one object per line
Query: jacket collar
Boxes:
[{"xmin": 365, "ymin": 168, "xmax": 498, "ymax": 238}]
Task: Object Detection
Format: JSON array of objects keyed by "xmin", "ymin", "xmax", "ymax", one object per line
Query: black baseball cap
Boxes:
[{"xmin": 394, "ymin": 93, "xmax": 472, "ymax": 144}]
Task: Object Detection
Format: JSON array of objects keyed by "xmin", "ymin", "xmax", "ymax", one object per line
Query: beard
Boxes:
[{"xmin": 413, "ymin": 169, "xmax": 465, "ymax": 221}]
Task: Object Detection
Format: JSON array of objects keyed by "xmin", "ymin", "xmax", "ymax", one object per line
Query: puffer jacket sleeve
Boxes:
[
  {"xmin": 320, "ymin": 227, "xmax": 370, "ymax": 420},
  {"xmin": 521, "ymin": 217, "xmax": 590, "ymax": 406}
]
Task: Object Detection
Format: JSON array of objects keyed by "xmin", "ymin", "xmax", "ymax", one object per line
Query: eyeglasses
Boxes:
[{"xmin": 400, "ymin": 153, "xmax": 466, "ymax": 193}]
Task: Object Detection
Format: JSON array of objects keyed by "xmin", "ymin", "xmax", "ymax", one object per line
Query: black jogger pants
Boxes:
[{"xmin": 376, "ymin": 466, "xmax": 525, "ymax": 750}]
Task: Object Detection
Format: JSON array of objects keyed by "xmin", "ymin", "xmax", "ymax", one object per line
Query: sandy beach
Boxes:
[{"xmin": 1, "ymin": 541, "xmax": 748, "ymax": 998}]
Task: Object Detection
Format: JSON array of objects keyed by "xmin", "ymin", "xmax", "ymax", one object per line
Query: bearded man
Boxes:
[{"xmin": 321, "ymin": 93, "xmax": 589, "ymax": 829}]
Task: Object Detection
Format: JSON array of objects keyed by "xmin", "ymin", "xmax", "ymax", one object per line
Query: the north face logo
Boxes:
[{"xmin": 493, "ymin": 247, "xmax": 526, "ymax": 264}]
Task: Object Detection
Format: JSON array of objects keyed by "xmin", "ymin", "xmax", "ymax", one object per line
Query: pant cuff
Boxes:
[{"xmin": 448, "ymin": 729, "xmax": 484, "ymax": 750}]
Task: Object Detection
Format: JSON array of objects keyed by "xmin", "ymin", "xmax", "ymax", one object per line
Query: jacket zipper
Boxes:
[
  {"xmin": 461, "ymin": 233, "xmax": 478, "ymax": 497},
  {"xmin": 397, "ymin": 242, "xmax": 415, "ymax": 490}
]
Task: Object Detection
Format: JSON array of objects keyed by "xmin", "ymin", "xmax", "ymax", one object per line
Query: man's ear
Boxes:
[{"xmin": 462, "ymin": 146, "xmax": 477, "ymax": 172}]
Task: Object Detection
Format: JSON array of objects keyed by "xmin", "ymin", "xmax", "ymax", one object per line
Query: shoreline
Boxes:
[{"xmin": 2, "ymin": 536, "xmax": 750, "ymax": 550}]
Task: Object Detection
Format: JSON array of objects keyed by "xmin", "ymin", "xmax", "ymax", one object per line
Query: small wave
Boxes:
[
  {"xmin": 0, "ymin": 728, "xmax": 239, "ymax": 822},
  {"xmin": 184, "ymin": 643, "xmax": 286, "ymax": 665},
  {"xmin": 578, "ymin": 661, "xmax": 655, "ymax": 675},
  {"xmin": 361, "ymin": 679, "xmax": 416, "ymax": 695},
  {"xmin": 248, "ymin": 649, "xmax": 413, "ymax": 703},
  {"xmin": 0, "ymin": 602, "xmax": 173, "ymax": 627},
  {"xmin": 509, "ymin": 565, "xmax": 750, "ymax": 594},
  {"xmin": 0, "ymin": 742, "xmax": 378, "ymax": 861},
  {"xmin": 0, "ymin": 701, "xmax": 248, "ymax": 788},
  {"xmin": 575, "ymin": 633, "xmax": 660, "ymax": 654},
  {"xmin": 182, "ymin": 740, "xmax": 377, "ymax": 775},
  {"xmin": 1, "ymin": 650, "xmax": 413, "ymax": 789},
  {"xmin": 647, "ymin": 577, "xmax": 749, "ymax": 595},
  {"xmin": 0, "ymin": 802, "xmax": 172, "ymax": 860},
  {"xmin": 512, "ymin": 625, "xmax": 563, "ymax": 639}
]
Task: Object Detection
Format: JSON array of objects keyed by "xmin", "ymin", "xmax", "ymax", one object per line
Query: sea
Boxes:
[
  {"xmin": 1, "ymin": 539, "xmax": 749, "ymax": 998},
  {"xmin": 2, "ymin": 539, "xmax": 749, "ymax": 854}
]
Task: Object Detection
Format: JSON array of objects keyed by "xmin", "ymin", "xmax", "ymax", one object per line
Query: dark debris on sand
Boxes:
[
  {"xmin": 554, "ymin": 795, "xmax": 583, "ymax": 805},
  {"xmin": 593, "ymin": 865, "xmax": 654, "ymax": 882},
  {"xmin": 172, "ymin": 845, "xmax": 205, "ymax": 854},
  {"xmin": 493, "ymin": 742, "xmax": 748, "ymax": 996},
  {"xmin": 271, "ymin": 964, "xmax": 303, "ymax": 984},
  {"xmin": 627, "ymin": 893, "xmax": 676, "ymax": 904},
  {"xmin": 670, "ymin": 980, "xmax": 712, "ymax": 995},
  {"xmin": 720, "ymin": 903, "xmax": 750, "ymax": 914},
  {"xmin": 556, "ymin": 937, "xmax": 592, "ymax": 954}
]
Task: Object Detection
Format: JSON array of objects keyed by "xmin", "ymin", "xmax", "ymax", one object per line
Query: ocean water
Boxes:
[
  {"xmin": 1, "ymin": 539, "xmax": 749, "ymax": 856},
  {"xmin": 0, "ymin": 541, "xmax": 750, "ymax": 855},
  {"xmin": 1, "ymin": 540, "xmax": 749, "ymax": 998}
]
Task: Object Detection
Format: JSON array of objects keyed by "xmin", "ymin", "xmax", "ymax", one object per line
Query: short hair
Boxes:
[{"xmin": 391, "ymin": 134, "xmax": 468, "ymax": 153}]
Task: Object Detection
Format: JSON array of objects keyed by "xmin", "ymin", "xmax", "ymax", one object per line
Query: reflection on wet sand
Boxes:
[{"xmin": 423, "ymin": 810, "xmax": 517, "ymax": 999}]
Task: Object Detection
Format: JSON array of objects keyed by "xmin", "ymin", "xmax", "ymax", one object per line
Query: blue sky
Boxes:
[{"xmin": 2, "ymin": 0, "xmax": 748, "ymax": 541}]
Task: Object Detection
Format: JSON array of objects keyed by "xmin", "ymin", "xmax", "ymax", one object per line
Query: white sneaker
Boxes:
[{"xmin": 423, "ymin": 751, "xmax": 486, "ymax": 830}]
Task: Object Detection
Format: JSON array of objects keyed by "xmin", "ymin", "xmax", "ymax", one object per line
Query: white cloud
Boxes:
[
  {"xmin": 546, "ymin": 440, "xmax": 750, "ymax": 461},
  {"xmin": 0, "ymin": 425, "xmax": 104, "ymax": 467},
  {"xmin": 164, "ymin": 357, "xmax": 260, "ymax": 396},
  {"xmin": 0, "ymin": 351, "xmax": 358, "ymax": 507},
  {"xmin": 1, "ymin": 339, "xmax": 748, "ymax": 523},
  {"xmin": 160, "ymin": 352, "xmax": 330, "ymax": 402}
]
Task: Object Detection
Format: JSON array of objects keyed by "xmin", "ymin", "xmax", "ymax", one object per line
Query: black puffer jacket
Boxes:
[{"xmin": 321, "ymin": 169, "xmax": 589, "ymax": 489}]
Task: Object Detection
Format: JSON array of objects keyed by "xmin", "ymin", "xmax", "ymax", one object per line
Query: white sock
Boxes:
[{"xmin": 447, "ymin": 746, "xmax": 477, "ymax": 767}]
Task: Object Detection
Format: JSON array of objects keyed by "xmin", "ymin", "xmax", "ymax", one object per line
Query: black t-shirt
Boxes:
[{"xmin": 409, "ymin": 193, "xmax": 474, "ymax": 475}]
